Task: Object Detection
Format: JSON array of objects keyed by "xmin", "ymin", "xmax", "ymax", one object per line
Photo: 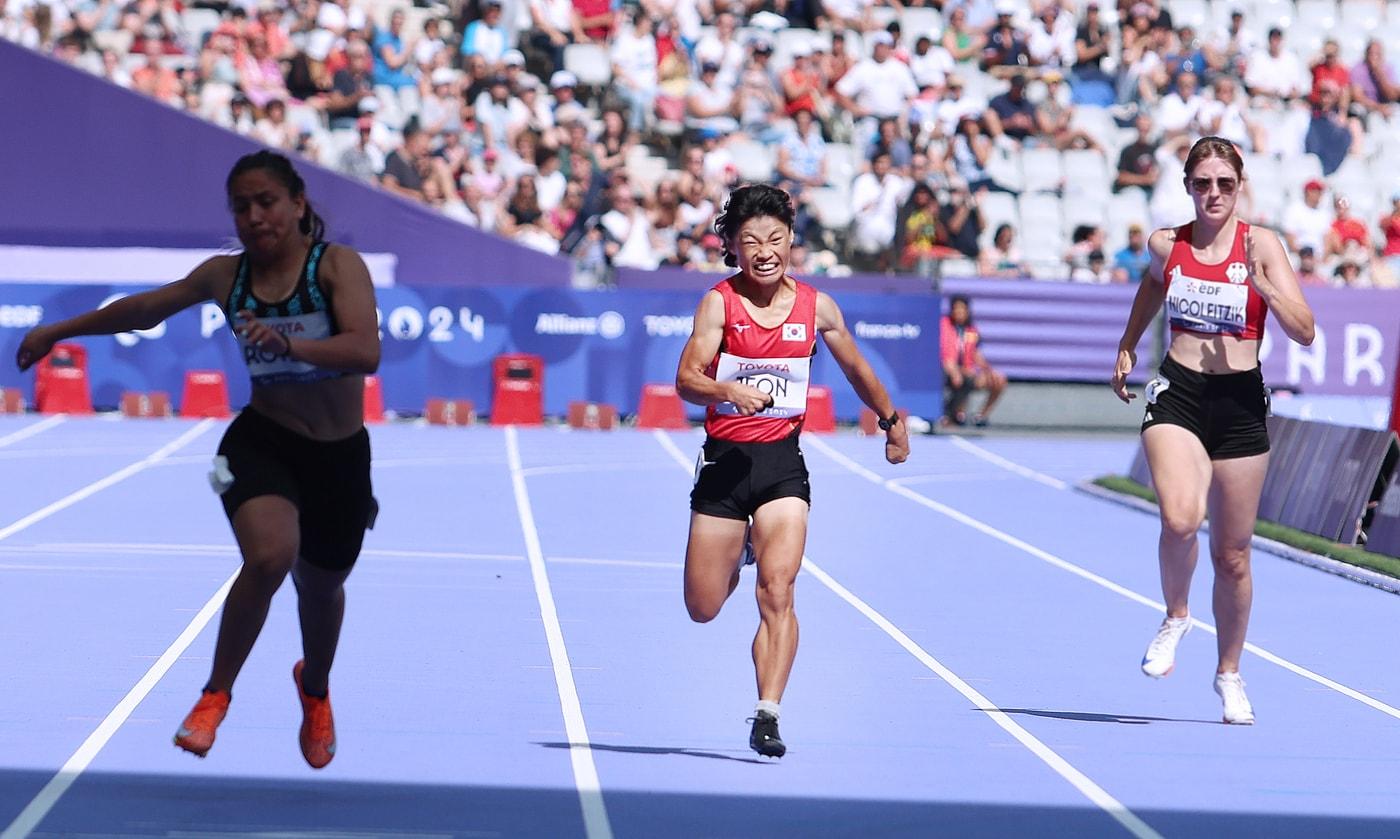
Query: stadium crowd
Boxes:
[{"xmin": 5, "ymin": 0, "xmax": 1400, "ymax": 286}]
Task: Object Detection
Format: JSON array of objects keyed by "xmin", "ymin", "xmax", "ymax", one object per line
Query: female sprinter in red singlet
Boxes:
[
  {"xmin": 675, "ymin": 184, "xmax": 910, "ymax": 757},
  {"xmin": 16, "ymin": 151, "xmax": 380, "ymax": 767},
  {"xmin": 1111, "ymin": 137, "xmax": 1314, "ymax": 725}
]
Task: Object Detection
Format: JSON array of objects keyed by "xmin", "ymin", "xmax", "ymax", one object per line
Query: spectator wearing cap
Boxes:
[
  {"xmin": 1324, "ymin": 194, "xmax": 1371, "ymax": 262},
  {"xmin": 684, "ymin": 57, "xmax": 741, "ymax": 141},
  {"xmin": 1205, "ymin": 6, "xmax": 1257, "ymax": 81},
  {"xmin": 695, "ymin": 232, "xmax": 728, "ymax": 273},
  {"xmin": 549, "ymin": 69, "xmax": 580, "ymax": 117},
  {"xmin": 420, "ymin": 67, "xmax": 462, "ymax": 135},
  {"xmin": 942, "ymin": 6, "xmax": 987, "ymax": 66},
  {"xmin": 1244, "ymin": 28, "xmax": 1307, "ymax": 106},
  {"xmin": 509, "ymin": 75, "xmax": 556, "ymax": 141},
  {"xmin": 1305, "ymin": 78, "xmax": 1362, "ymax": 175},
  {"xmin": 1036, "ymin": 70, "xmax": 1102, "ymax": 151},
  {"xmin": 1026, "ymin": 2, "xmax": 1075, "ymax": 74},
  {"xmin": 610, "ymin": 7, "xmax": 660, "ymax": 135},
  {"xmin": 1071, "ymin": 1, "xmax": 1113, "ymax": 95},
  {"xmin": 529, "ymin": 0, "xmax": 581, "ymax": 78},
  {"xmin": 337, "ymin": 115, "xmax": 386, "ymax": 183},
  {"xmin": 371, "ymin": 9, "xmax": 420, "ymax": 128},
  {"xmin": 931, "ymin": 73, "xmax": 984, "ymax": 139},
  {"xmin": 460, "ymin": 0, "xmax": 507, "ymax": 66},
  {"xmin": 1334, "ymin": 257, "xmax": 1366, "ymax": 288},
  {"xmin": 781, "ymin": 41, "xmax": 829, "ymax": 120},
  {"xmin": 834, "ymin": 30, "xmax": 917, "ymax": 153},
  {"xmin": 981, "ymin": 0, "xmax": 1029, "ymax": 79},
  {"xmin": 985, "ymin": 73, "xmax": 1041, "ymax": 146},
  {"xmin": 1282, "ymin": 178, "xmax": 1332, "ymax": 256},
  {"xmin": 739, "ymin": 36, "xmax": 786, "ymax": 144},
  {"xmin": 500, "ymin": 49, "xmax": 528, "ymax": 84},
  {"xmin": 1113, "ymin": 223, "xmax": 1151, "ymax": 283},
  {"xmin": 1114, "ymin": 114, "xmax": 1159, "ymax": 195},
  {"xmin": 1351, "ymin": 40, "xmax": 1399, "ymax": 120}
]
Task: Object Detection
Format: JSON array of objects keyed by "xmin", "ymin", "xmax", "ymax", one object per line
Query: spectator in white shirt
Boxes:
[
  {"xmin": 610, "ymin": 8, "xmax": 659, "ymax": 135},
  {"xmin": 834, "ymin": 31, "xmax": 918, "ymax": 152},
  {"xmin": 1206, "ymin": 6, "xmax": 1257, "ymax": 80},
  {"xmin": 909, "ymin": 34, "xmax": 955, "ymax": 91},
  {"xmin": 1157, "ymin": 70, "xmax": 1205, "ymax": 139},
  {"xmin": 1197, "ymin": 75, "xmax": 1265, "ymax": 152},
  {"xmin": 1026, "ymin": 2, "xmax": 1076, "ymax": 72},
  {"xmin": 850, "ymin": 151, "xmax": 911, "ymax": 270},
  {"xmin": 601, "ymin": 183, "xmax": 662, "ymax": 269},
  {"xmin": 1244, "ymin": 27, "xmax": 1308, "ymax": 107},
  {"xmin": 1282, "ymin": 179, "xmax": 1333, "ymax": 256},
  {"xmin": 460, "ymin": 1, "xmax": 507, "ymax": 67}
]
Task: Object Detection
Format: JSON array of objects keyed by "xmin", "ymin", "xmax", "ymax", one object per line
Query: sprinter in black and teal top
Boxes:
[{"xmin": 16, "ymin": 151, "xmax": 381, "ymax": 770}]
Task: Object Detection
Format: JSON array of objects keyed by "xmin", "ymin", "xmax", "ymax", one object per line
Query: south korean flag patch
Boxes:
[
  {"xmin": 1226, "ymin": 261, "xmax": 1249, "ymax": 284},
  {"xmin": 782, "ymin": 323, "xmax": 807, "ymax": 342}
]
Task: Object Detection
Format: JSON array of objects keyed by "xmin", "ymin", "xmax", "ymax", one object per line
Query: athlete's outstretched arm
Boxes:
[
  {"xmin": 239, "ymin": 245, "xmax": 381, "ymax": 374},
  {"xmin": 815, "ymin": 292, "xmax": 909, "ymax": 464},
  {"xmin": 15, "ymin": 257, "xmax": 229, "ymax": 371},
  {"xmin": 1246, "ymin": 226, "xmax": 1315, "ymax": 346},
  {"xmin": 1111, "ymin": 228, "xmax": 1170, "ymax": 403},
  {"xmin": 675, "ymin": 290, "xmax": 770, "ymax": 415}
]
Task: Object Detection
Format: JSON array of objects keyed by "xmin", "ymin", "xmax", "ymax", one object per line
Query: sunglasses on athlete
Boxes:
[{"xmin": 1188, "ymin": 176, "xmax": 1239, "ymax": 195}]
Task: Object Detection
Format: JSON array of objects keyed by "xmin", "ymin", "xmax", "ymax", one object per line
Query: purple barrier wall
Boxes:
[{"xmin": 0, "ymin": 41, "xmax": 570, "ymax": 287}]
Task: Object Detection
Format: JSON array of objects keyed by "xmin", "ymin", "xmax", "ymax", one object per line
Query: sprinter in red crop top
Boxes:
[
  {"xmin": 16, "ymin": 151, "xmax": 381, "ymax": 768},
  {"xmin": 1111, "ymin": 137, "xmax": 1315, "ymax": 725},
  {"xmin": 675, "ymin": 184, "xmax": 910, "ymax": 758}
]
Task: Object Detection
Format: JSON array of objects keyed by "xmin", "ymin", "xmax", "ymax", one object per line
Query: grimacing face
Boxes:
[{"xmin": 732, "ymin": 215, "xmax": 792, "ymax": 284}]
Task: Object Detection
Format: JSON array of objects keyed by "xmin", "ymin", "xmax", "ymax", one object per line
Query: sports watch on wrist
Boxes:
[{"xmin": 877, "ymin": 411, "xmax": 899, "ymax": 431}]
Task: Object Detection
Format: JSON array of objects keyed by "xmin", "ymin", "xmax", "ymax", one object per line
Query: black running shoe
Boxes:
[{"xmin": 748, "ymin": 711, "xmax": 786, "ymax": 758}]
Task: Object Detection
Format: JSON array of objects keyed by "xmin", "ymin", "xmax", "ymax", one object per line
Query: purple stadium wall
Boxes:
[{"xmin": 0, "ymin": 40, "xmax": 571, "ymax": 287}]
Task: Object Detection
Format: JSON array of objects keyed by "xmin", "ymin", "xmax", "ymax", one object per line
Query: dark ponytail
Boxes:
[{"xmin": 226, "ymin": 150, "xmax": 326, "ymax": 242}]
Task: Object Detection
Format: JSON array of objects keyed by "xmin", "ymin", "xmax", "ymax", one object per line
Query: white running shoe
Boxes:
[
  {"xmin": 1141, "ymin": 615, "xmax": 1192, "ymax": 678},
  {"xmin": 1214, "ymin": 672, "xmax": 1255, "ymax": 725}
]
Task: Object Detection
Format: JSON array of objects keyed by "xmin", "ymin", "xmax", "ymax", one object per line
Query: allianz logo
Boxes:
[
  {"xmin": 854, "ymin": 321, "xmax": 921, "ymax": 339},
  {"xmin": 534, "ymin": 310, "xmax": 626, "ymax": 339}
]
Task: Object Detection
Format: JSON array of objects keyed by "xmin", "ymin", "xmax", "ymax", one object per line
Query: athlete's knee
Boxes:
[
  {"xmin": 1159, "ymin": 503, "xmax": 1205, "ymax": 542},
  {"xmin": 686, "ymin": 594, "xmax": 723, "ymax": 623},
  {"xmin": 755, "ymin": 575, "xmax": 795, "ymax": 614},
  {"xmin": 1212, "ymin": 544, "xmax": 1252, "ymax": 581},
  {"xmin": 240, "ymin": 540, "xmax": 297, "ymax": 584}
]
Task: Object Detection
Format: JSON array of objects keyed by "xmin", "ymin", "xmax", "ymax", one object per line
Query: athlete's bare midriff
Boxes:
[
  {"xmin": 1167, "ymin": 332, "xmax": 1261, "ymax": 375},
  {"xmin": 249, "ymin": 375, "xmax": 365, "ymax": 440}
]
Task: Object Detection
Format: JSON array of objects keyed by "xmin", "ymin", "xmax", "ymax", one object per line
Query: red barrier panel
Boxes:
[
  {"xmin": 567, "ymin": 401, "xmax": 618, "ymax": 430},
  {"xmin": 804, "ymin": 385, "xmax": 835, "ymax": 433},
  {"xmin": 636, "ymin": 384, "xmax": 688, "ymax": 429},
  {"xmin": 426, "ymin": 398, "xmax": 475, "ymax": 426},
  {"xmin": 120, "ymin": 391, "xmax": 172, "ymax": 418},
  {"xmin": 180, "ymin": 370, "xmax": 231, "ymax": 418},
  {"xmin": 363, "ymin": 375, "xmax": 385, "ymax": 424},
  {"xmin": 491, "ymin": 353, "xmax": 544, "ymax": 426}
]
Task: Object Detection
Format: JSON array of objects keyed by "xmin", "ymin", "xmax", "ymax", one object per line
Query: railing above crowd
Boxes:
[{"xmin": 5, "ymin": 0, "xmax": 1400, "ymax": 289}]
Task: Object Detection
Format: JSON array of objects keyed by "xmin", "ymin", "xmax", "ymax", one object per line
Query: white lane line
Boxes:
[
  {"xmin": 652, "ymin": 429, "xmax": 1162, "ymax": 839},
  {"xmin": 0, "ymin": 420, "xmax": 216, "ymax": 543},
  {"xmin": 0, "ymin": 415, "xmax": 66, "ymax": 449},
  {"xmin": 1, "ymin": 542, "xmax": 679, "ymax": 570},
  {"xmin": 504, "ymin": 426, "xmax": 613, "ymax": 839},
  {"xmin": 806, "ymin": 435, "xmax": 1400, "ymax": 724},
  {"xmin": 948, "ymin": 436, "xmax": 1069, "ymax": 490},
  {"xmin": 1, "ymin": 569, "xmax": 238, "ymax": 839}
]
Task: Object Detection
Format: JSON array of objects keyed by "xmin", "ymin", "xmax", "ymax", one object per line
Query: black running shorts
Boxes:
[
  {"xmin": 213, "ymin": 407, "xmax": 376, "ymax": 570},
  {"xmin": 690, "ymin": 433, "xmax": 812, "ymax": 520},
  {"xmin": 1141, "ymin": 354, "xmax": 1270, "ymax": 460}
]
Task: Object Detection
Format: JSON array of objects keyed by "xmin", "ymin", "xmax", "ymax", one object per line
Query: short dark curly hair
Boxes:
[{"xmin": 713, "ymin": 184, "xmax": 796, "ymax": 267}]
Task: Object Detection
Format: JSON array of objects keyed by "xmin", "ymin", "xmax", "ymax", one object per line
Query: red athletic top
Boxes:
[
  {"xmin": 704, "ymin": 277, "xmax": 819, "ymax": 443},
  {"xmin": 1162, "ymin": 221, "xmax": 1268, "ymax": 341}
]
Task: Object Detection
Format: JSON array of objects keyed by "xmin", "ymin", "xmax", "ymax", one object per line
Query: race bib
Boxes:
[
  {"xmin": 237, "ymin": 311, "xmax": 337, "ymax": 385},
  {"xmin": 1166, "ymin": 268, "xmax": 1249, "ymax": 335},
  {"xmin": 713, "ymin": 352, "xmax": 810, "ymax": 418}
]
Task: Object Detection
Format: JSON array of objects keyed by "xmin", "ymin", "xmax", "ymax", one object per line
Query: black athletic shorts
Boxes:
[
  {"xmin": 1141, "ymin": 354, "xmax": 1270, "ymax": 460},
  {"xmin": 690, "ymin": 433, "xmax": 811, "ymax": 520},
  {"xmin": 212, "ymin": 406, "xmax": 377, "ymax": 570}
]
